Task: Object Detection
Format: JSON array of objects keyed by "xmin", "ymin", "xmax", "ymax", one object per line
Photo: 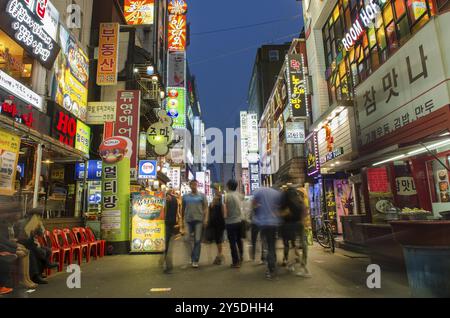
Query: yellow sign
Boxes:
[
  {"xmin": 51, "ymin": 167, "xmax": 65, "ymax": 181},
  {"xmin": 87, "ymin": 102, "xmax": 116, "ymax": 125},
  {"xmin": 97, "ymin": 23, "xmax": 120, "ymax": 86},
  {"xmin": 75, "ymin": 120, "xmax": 91, "ymax": 155},
  {"xmin": 124, "ymin": 0, "xmax": 155, "ymax": 25},
  {"xmin": 0, "ymin": 129, "xmax": 20, "ymax": 195}
]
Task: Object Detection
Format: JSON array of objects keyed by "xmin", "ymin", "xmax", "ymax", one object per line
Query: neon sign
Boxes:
[{"xmin": 341, "ymin": 0, "xmax": 384, "ymax": 51}]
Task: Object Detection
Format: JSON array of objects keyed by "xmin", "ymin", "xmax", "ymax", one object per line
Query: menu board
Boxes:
[{"xmin": 130, "ymin": 192, "xmax": 166, "ymax": 253}]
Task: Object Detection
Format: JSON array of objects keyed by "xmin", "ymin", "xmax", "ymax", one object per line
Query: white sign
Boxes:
[
  {"xmin": 396, "ymin": 177, "xmax": 417, "ymax": 196},
  {"xmin": 42, "ymin": 0, "xmax": 59, "ymax": 41},
  {"xmin": 356, "ymin": 18, "xmax": 450, "ymax": 147},
  {"xmin": 196, "ymin": 171, "xmax": 205, "ymax": 194},
  {"xmin": 240, "ymin": 111, "xmax": 249, "ymax": 168},
  {"xmin": 285, "ymin": 121, "xmax": 305, "ymax": 144},
  {"xmin": 0, "ymin": 69, "xmax": 43, "ymax": 111},
  {"xmin": 247, "ymin": 113, "xmax": 258, "ymax": 153},
  {"xmin": 167, "ymin": 166, "xmax": 181, "ymax": 190},
  {"xmin": 167, "ymin": 51, "xmax": 185, "ymax": 88}
]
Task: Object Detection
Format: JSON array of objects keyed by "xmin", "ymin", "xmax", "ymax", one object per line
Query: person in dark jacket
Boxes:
[
  {"xmin": 163, "ymin": 189, "xmax": 180, "ymax": 274},
  {"xmin": 207, "ymin": 185, "xmax": 226, "ymax": 265}
]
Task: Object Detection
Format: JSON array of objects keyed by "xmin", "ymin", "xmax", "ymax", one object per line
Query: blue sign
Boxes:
[
  {"xmin": 138, "ymin": 160, "xmax": 157, "ymax": 179},
  {"xmin": 75, "ymin": 161, "xmax": 102, "ymax": 180},
  {"xmin": 17, "ymin": 163, "xmax": 25, "ymax": 179}
]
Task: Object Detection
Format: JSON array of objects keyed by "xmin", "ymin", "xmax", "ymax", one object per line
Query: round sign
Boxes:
[
  {"xmin": 168, "ymin": 0, "xmax": 187, "ymax": 15},
  {"xmin": 141, "ymin": 162, "xmax": 155, "ymax": 174},
  {"xmin": 168, "ymin": 89, "xmax": 178, "ymax": 98},
  {"xmin": 168, "ymin": 98, "xmax": 178, "ymax": 108}
]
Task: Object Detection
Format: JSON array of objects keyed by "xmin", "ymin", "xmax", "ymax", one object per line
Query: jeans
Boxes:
[
  {"xmin": 250, "ymin": 224, "xmax": 267, "ymax": 261},
  {"xmin": 226, "ymin": 223, "xmax": 243, "ymax": 265},
  {"xmin": 164, "ymin": 223, "xmax": 176, "ymax": 270},
  {"xmin": 187, "ymin": 221, "xmax": 203, "ymax": 263},
  {"xmin": 260, "ymin": 226, "xmax": 278, "ymax": 273},
  {"xmin": 0, "ymin": 257, "xmax": 13, "ymax": 287},
  {"xmin": 280, "ymin": 222, "xmax": 299, "ymax": 261},
  {"xmin": 298, "ymin": 223, "xmax": 308, "ymax": 267}
]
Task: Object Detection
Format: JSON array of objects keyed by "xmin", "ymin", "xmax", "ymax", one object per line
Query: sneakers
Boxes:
[
  {"xmin": 295, "ymin": 266, "xmax": 312, "ymax": 278},
  {"xmin": 265, "ymin": 271, "xmax": 274, "ymax": 280},
  {"xmin": 192, "ymin": 262, "xmax": 199, "ymax": 268},
  {"xmin": 0, "ymin": 286, "xmax": 13, "ymax": 295},
  {"xmin": 281, "ymin": 258, "xmax": 288, "ymax": 267},
  {"xmin": 230, "ymin": 263, "xmax": 241, "ymax": 268}
]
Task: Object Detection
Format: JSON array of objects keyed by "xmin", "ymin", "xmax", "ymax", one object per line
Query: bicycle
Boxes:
[{"xmin": 313, "ymin": 215, "xmax": 335, "ymax": 253}]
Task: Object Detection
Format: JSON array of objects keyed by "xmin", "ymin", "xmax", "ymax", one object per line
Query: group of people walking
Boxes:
[{"xmin": 163, "ymin": 179, "xmax": 311, "ymax": 280}]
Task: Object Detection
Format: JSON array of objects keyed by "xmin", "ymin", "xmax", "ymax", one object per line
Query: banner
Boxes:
[
  {"xmin": 0, "ymin": 129, "xmax": 20, "ymax": 195},
  {"xmin": 124, "ymin": 0, "xmax": 154, "ymax": 25},
  {"xmin": 166, "ymin": 88, "xmax": 186, "ymax": 128},
  {"xmin": 97, "ymin": 23, "xmax": 120, "ymax": 86},
  {"xmin": 86, "ymin": 102, "xmax": 116, "ymax": 125},
  {"xmin": 168, "ymin": 14, "xmax": 187, "ymax": 52},
  {"xmin": 167, "ymin": 52, "xmax": 186, "ymax": 88},
  {"xmin": 115, "ymin": 90, "xmax": 141, "ymax": 180},
  {"xmin": 196, "ymin": 171, "xmax": 205, "ymax": 194},
  {"xmin": 54, "ymin": 25, "xmax": 89, "ymax": 121},
  {"xmin": 167, "ymin": 166, "xmax": 181, "ymax": 190},
  {"xmin": 286, "ymin": 54, "xmax": 307, "ymax": 118},
  {"xmin": 75, "ymin": 120, "xmax": 90, "ymax": 155},
  {"xmin": 305, "ymin": 132, "xmax": 320, "ymax": 176},
  {"xmin": 100, "ymin": 136, "xmax": 131, "ymax": 244},
  {"xmin": 131, "ymin": 192, "xmax": 166, "ymax": 253}
]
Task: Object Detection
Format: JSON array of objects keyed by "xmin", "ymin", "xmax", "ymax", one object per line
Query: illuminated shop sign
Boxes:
[
  {"xmin": 305, "ymin": 132, "xmax": 320, "ymax": 176},
  {"xmin": 0, "ymin": 69, "xmax": 43, "ymax": 111},
  {"xmin": 0, "ymin": 95, "xmax": 33, "ymax": 127},
  {"xmin": 52, "ymin": 106, "xmax": 77, "ymax": 148},
  {"xmin": 168, "ymin": 0, "xmax": 187, "ymax": 15},
  {"xmin": 168, "ymin": 14, "xmax": 187, "ymax": 52},
  {"xmin": 320, "ymin": 147, "xmax": 344, "ymax": 165},
  {"xmin": 124, "ymin": 0, "xmax": 155, "ymax": 25},
  {"xmin": 0, "ymin": 0, "xmax": 60, "ymax": 70},
  {"xmin": 341, "ymin": 0, "xmax": 382, "ymax": 51},
  {"xmin": 286, "ymin": 54, "xmax": 307, "ymax": 117}
]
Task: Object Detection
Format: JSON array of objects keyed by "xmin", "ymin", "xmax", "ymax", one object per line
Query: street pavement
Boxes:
[{"xmin": 12, "ymin": 238, "xmax": 410, "ymax": 298}]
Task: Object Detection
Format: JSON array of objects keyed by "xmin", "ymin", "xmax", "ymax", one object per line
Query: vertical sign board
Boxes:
[
  {"xmin": 166, "ymin": 88, "xmax": 186, "ymax": 128},
  {"xmin": 305, "ymin": 132, "xmax": 320, "ymax": 176},
  {"xmin": 97, "ymin": 23, "xmax": 120, "ymax": 86},
  {"xmin": 115, "ymin": 91, "xmax": 141, "ymax": 180},
  {"xmin": 249, "ymin": 162, "xmax": 260, "ymax": 194},
  {"xmin": 99, "ymin": 137, "xmax": 131, "ymax": 248},
  {"xmin": 168, "ymin": 14, "xmax": 187, "ymax": 52},
  {"xmin": 240, "ymin": 112, "xmax": 249, "ymax": 168},
  {"xmin": 124, "ymin": 0, "xmax": 155, "ymax": 25},
  {"xmin": 0, "ymin": 129, "xmax": 20, "ymax": 195},
  {"xmin": 75, "ymin": 120, "xmax": 91, "ymax": 155},
  {"xmin": 131, "ymin": 192, "xmax": 165, "ymax": 253},
  {"xmin": 167, "ymin": 166, "xmax": 181, "ymax": 190},
  {"xmin": 167, "ymin": 52, "xmax": 186, "ymax": 88},
  {"xmin": 205, "ymin": 169, "xmax": 211, "ymax": 198},
  {"xmin": 247, "ymin": 113, "xmax": 258, "ymax": 153},
  {"xmin": 196, "ymin": 171, "xmax": 205, "ymax": 194},
  {"xmin": 286, "ymin": 54, "xmax": 307, "ymax": 118}
]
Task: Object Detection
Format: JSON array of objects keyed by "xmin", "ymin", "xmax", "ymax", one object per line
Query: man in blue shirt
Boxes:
[
  {"xmin": 252, "ymin": 187, "xmax": 282, "ymax": 279},
  {"xmin": 182, "ymin": 180, "xmax": 208, "ymax": 268}
]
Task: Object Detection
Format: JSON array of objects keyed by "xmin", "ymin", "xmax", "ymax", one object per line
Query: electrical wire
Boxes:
[
  {"xmin": 191, "ymin": 15, "xmax": 302, "ymax": 36},
  {"xmin": 190, "ymin": 32, "xmax": 300, "ymax": 66}
]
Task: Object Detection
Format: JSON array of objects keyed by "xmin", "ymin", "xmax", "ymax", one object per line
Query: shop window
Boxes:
[
  {"xmin": 386, "ymin": 22, "xmax": 399, "ymax": 52},
  {"xmin": 376, "ymin": 27, "xmax": 387, "ymax": 51},
  {"xmin": 362, "ymin": 33, "xmax": 369, "ymax": 49},
  {"xmin": 397, "ymin": 16, "xmax": 411, "ymax": 44},
  {"xmin": 407, "ymin": 0, "xmax": 428, "ymax": 24},
  {"xmin": 333, "ymin": 4, "xmax": 341, "ymax": 21},
  {"xmin": 436, "ymin": 0, "xmax": 450, "ymax": 11},
  {"xmin": 395, "ymin": 0, "xmax": 407, "ymax": 18},
  {"xmin": 383, "ymin": 3, "xmax": 395, "ymax": 24},
  {"xmin": 351, "ymin": 63, "xmax": 359, "ymax": 86},
  {"xmin": 0, "ymin": 30, "xmax": 34, "ymax": 87},
  {"xmin": 345, "ymin": 8, "xmax": 352, "ymax": 30},
  {"xmin": 368, "ymin": 27, "xmax": 377, "ymax": 48},
  {"xmin": 370, "ymin": 48, "xmax": 380, "ymax": 70}
]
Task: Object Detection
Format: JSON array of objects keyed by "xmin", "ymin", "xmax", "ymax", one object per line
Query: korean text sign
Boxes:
[
  {"xmin": 355, "ymin": 19, "xmax": 450, "ymax": 147},
  {"xmin": 97, "ymin": 23, "xmax": 120, "ymax": 86},
  {"xmin": 75, "ymin": 120, "xmax": 90, "ymax": 155},
  {"xmin": 131, "ymin": 192, "xmax": 166, "ymax": 253},
  {"xmin": 124, "ymin": 0, "xmax": 154, "ymax": 25},
  {"xmin": 286, "ymin": 54, "xmax": 307, "ymax": 117},
  {"xmin": 0, "ymin": 129, "xmax": 20, "ymax": 195},
  {"xmin": 168, "ymin": 14, "xmax": 186, "ymax": 52},
  {"xmin": 115, "ymin": 90, "xmax": 141, "ymax": 179}
]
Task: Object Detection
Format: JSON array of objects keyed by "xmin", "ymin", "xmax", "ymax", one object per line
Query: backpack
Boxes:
[{"xmin": 282, "ymin": 188, "xmax": 305, "ymax": 223}]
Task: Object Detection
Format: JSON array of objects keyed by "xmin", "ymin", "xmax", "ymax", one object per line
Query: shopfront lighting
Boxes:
[
  {"xmin": 407, "ymin": 139, "xmax": 450, "ymax": 156},
  {"xmin": 146, "ymin": 66, "xmax": 154, "ymax": 75},
  {"xmin": 152, "ymin": 75, "xmax": 158, "ymax": 82},
  {"xmin": 160, "ymin": 91, "xmax": 165, "ymax": 99},
  {"xmin": 134, "ymin": 68, "xmax": 139, "ymax": 73},
  {"xmin": 44, "ymin": 160, "xmax": 54, "ymax": 164},
  {"xmin": 373, "ymin": 154, "xmax": 406, "ymax": 166}
]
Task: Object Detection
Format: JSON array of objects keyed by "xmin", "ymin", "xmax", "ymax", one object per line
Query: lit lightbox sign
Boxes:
[
  {"xmin": 320, "ymin": 147, "xmax": 344, "ymax": 165},
  {"xmin": 0, "ymin": 0, "xmax": 60, "ymax": 70}
]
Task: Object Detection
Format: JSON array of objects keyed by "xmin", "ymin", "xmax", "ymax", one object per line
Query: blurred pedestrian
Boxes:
[
  {"xmin": 207, "ymin": 185, "xmax": 225, "ymax": 265},
  {"xmin": 163, "ymin": 188, "xmax": 181, "ymax": 274},
  {"xmin": 252, "ymin": 186, "xmax": 282, "ymax": 279},
  {"xmin": 182, "ymin": 180, "xmax": 208, "ymax": 268},
  {"xmin": 223, "ymin": 180, "xmax": 244, "ymax": 268}
]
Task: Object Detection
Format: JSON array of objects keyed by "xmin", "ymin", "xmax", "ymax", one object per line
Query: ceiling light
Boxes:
[
  {"xmin": 152, "ymin": 75, "xmax": 158, "ymax": 82},
  {"xmin": 134, "ymin": 68, "xmax": 138, "ymax": 73}
]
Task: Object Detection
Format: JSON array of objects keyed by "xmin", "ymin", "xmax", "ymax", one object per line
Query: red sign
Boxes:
[
  {"xmin": 55, "ymin": 111, "xmax": 77, "ymax": 147},
  {"xmin": 0, "ymin": 96, "xmax": 34, "ymax": 127},
  {"xmin": 114, "ymin": 90, "xmax": 140, "ymax": 178},
  {"xmin": 367, "ymin": 168, "xmax": 390, "ymax": 193},
  {"xmin": 168, "ymin": 14, "xmax": 186, "ymax": 52},
  {"xmin": 168, "ymin": 0, "xmax": 187, "ymax": 15}
]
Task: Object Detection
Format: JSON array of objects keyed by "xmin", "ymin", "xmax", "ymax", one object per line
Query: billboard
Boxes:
[
  {"xmin": 0, "ymin": 129, "xmax": 20, "ymax": 195},
  {"xmin": 97, "ymin": 23, "xmax": 120, "ymax": 86},
  {"xmin": 114, "ymin": 90, "xmax": 141, "ymax": 180},
  {"xmin": 167, "ymin": 52, "xmax": 186, "ymax": 88},
  {"xmin": 54, "ymin": 25, "xmax": 89, "ymax": 121},
  {"xmin": 124, "ymin": 0, "xmax": 154, "ymax": 25},
  {"xmin": 285, "ymin": 121, "xmax": 305, "ymax": 144},
  {"xmin": 168, "ymin": 14, "xmax": 187, "ymax": 52}
]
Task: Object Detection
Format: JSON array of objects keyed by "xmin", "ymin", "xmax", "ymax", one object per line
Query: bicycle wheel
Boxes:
[
  {"xmin": 328, "ymin": 230, "xmax": 335, "ymax": 253},
  {"xmin": 316, "ymin": 228, "xmax": 331, "ymax": 248}
]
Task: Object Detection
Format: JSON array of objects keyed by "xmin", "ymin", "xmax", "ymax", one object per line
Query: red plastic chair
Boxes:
[
  {"xmin": 71, "ymin": 227, "xmax": 91, "ymax": 263},
  {"xmin": 53, "ymin": 228, "xmax": 78, "ymax": 271},
  {"xmin": 43, "ymin": 230, "xmax": 62, "ymax": 276},
  {"xmin": 62, "ymin": 228, "xmax": 82, "ymax": 266},
  {"xmin": 79, "ymin": 227, "xmax": 98, "ymax": 260},
  {"xmin": 85, "ymin": 227, "xmax": 105, "ymax": 257}
]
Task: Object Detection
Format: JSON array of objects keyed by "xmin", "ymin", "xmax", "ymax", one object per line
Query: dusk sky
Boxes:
[{"xmin": 187, "ymin": 0, "xmax": 304, "ymax": 181}]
